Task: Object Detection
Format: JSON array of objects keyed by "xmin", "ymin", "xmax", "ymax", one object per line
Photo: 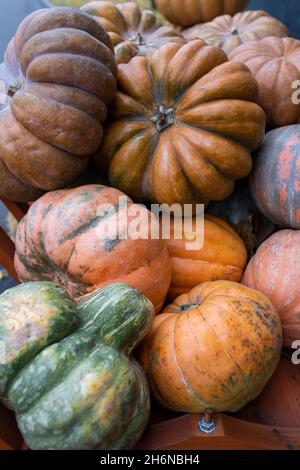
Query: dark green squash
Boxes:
[{"xmin": 0, "ymin": 282, "xmax": 154, "ymax": 450}]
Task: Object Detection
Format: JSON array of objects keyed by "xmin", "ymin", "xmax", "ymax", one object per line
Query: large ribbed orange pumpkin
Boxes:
[
  {"xmin": 97, "ymin": 40, "xmax": 266, "ymax": 207},
  {"xmin": 138, "ymin": 281, "xmax": 282, "ymax": 413},
  {"xmin": 243, "ymin": 230, "xmax": 300, "ymax": 347},
  {"xmin": 14, "ymin": 184, "xmax": 171, "ymax": 313},
  {"xmin": 166, "ymin": 214, "xmax": 247, "ymax": 300}
]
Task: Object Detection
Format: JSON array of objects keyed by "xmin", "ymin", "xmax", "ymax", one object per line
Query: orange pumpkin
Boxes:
[
  {"xmin": 81, "ymin": 1, "xmax": 185, "ymax": 64},
  {"xmin": 138, "ymin": 281, "xmax": 282, "ymax": 413},
  {"xmin": 14, "ymin": 184, "xmax": 171, "ymax": 313},
  {"xmin": 243, "ymin": 230, "xmax": 300, "ymax": 347},
  {"xmin": 155, "ymin": 0, "xmax": 249, "ymax": 27},
  {"xmin": 166, "ymin": 214, "xmax": 247, "ymax": 300},
  {"xmin": 230, "ymin": 37, "xmax": 300, "ymax": 128},
  {"xmin": 97, "ymin": 40, "xmax": 266, "ymax": 207}
]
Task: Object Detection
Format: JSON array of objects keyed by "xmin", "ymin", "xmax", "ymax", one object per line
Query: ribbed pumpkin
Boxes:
[
  {"xmin": 97, "ymin": 40, "xmax": 266, "ymax": 207},
  {"xmin": 250, "ymin": 125, "xmax": 300, "ymax": 228},
  {"xmin": 243, "ymin": 230, "xmax": 300, "ymax": 348},
  {"xmin": 0, "ymin": 282, "xmax": 154, "ymax": 450},
  {"xmin": 183, "ymin": 10, "xmax": 288, "ymax": 55},
  {"xmin": 0, "ymin": 8, "xmax": 117, "ymax": 202},
  {"xmin": 230, "ymin": 37, "xmax": 300, "ymax": 128},
  {"xmin": 155, "ymin": 0, "xmax": 249, "ymax": 27},
  {"xmin": 166, "ymin": 214, "xmax": 247, "ymax": 300},
  {"xmin": 14, "ymin": 185, "xmax": 171, "ymax": 313},
  {"xmin": 138, "ymin": 281, "xmax": 282, "ymax": 413},
  {"xmin": 81, "ymin": 1, "xmax": 185, "ymax": 64}
]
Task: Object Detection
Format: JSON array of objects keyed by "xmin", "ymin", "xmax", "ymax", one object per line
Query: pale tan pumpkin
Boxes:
[{"xmin": 183, "ymin": 10, "xmax": 288, "ymax": 54}]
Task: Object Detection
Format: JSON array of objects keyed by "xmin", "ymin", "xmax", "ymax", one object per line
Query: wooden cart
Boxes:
[{"xmin": 0, "ymin": 200, "xmax": 300, "ymax": 451}]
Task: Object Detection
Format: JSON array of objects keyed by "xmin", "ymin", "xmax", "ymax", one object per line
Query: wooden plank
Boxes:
[
  {"xmin": 136, "ymin": 413, "xmax": 300, "ymax": 450},
  {"xmin": 0, "ymin": 226, "xmax": 18, "ymax": 281}
]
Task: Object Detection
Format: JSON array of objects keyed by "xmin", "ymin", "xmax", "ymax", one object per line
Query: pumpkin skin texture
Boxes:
[
  {"xmin": 0, "ymin": 8, "xmax": 117, "ymax": 202},
  {"xmin": 97, "ymin": 40, "xmax": 266, "ymax": 207},
  {"xmin": 183, "ymin": 10, "xmax": 288, "ymax": 55},
  {"xmin": 250, "ymin": 125, "xmax": 300, "ymax": 228},
  {"xmin": 155, "ymin": 0, "xmax": 249, "ymax": 28},
  {"xmin": 14, "ymin": 185, "xmax": 171, "ymax": 313},
  {"xmin": 138, "ymin": 281, "xmax": 282, "ymax": 414},
  {"xmin": 230, "ymin": 37, "xmax": 300, "ymax": 129},
  {"xmin": 80, "ymin": 1, "xmax": 185, "ymax": 64},
  {"xmin": 166, "ymin": 214, "xmax": 247, "ymax": 300},
  {"xmin": 243, "ymin": 230, "xmax": 300, "ymax": 348},
  {"xmin": 0, "ymin": 282, "xmax": 154, "ymax": 450}
]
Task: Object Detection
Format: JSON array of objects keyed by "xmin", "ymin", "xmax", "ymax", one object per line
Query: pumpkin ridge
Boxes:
[
  {"xmin": 184, "ymin": 309, "xmax": 237, "ymax": 408},
  {"xmin": 176, "ymin": 124, "xmax": 237, "ymax": 183},
  {"xmin": 216, "ymin": 297, "xmax": 268, "ymax": 380},
  {"xmin": 168, "ymin": 133, "xmax": 207, "ymax": 202},
  {"xmin": 175, "ymin": 122, "xmax": 252, "ymax": 179},
  {"xmin": 1, "ymin": 132, "xmax": 89, "ymax": 190},
  {"xmin": 26, "ymin": 52, "xmax": 117, "ymax": 99},
  {"xmin": 172, "ymin": 313, "xmax": 210, "ymax": 409},
  {"xmin": 191, "ymin": 302, "xmax": 251, "ymax": 404},
  {"xmin": 11, "ymin": 91, "xmax": 103, "ymax": 156},
  {"xmin": 0, "ymin": 154, "xmax": 38, "ymax": 191},
  {"xmin": 20, "ymin": 28, "xmax": 117, "ymax": 75},
  {"xmin": 171, "ymin": 257, "xmax": 243, "ymax": 271},
  {"xmin": 20, "ymin": 87, "xmax": 106, "ymax": 124}
]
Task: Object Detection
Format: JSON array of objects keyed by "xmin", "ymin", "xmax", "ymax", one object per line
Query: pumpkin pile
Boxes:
[{"xmin": 0, "ymin": 0, "xmax": 299, "ymax": 451}]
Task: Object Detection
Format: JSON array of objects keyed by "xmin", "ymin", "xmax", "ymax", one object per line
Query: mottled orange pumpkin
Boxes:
[
  {"xmin": 183, "ymin": 10, "xmax": 288, "ymax": 54},
  {"xmin": 243, "ymin": 230, "xmax": 300, "ymax": 347},
  {"xmin": 139, "ymin": 281, "xmax": 282, "ymax": 413},
  {"xmin": 98, "ymin": 40, "xmax": 266, "ymax": 207},
  {"xmin": 166, "ymin": 214, "xmax": 247, "ymax": 300},
  {"xmin": 81, "ymin": 1, "xmax": 185, "ymax": 64},
  {"xmin": 0, "ymin": 7, "xmax": 117, "ymax": 202},
  {"xmin": 14, "ymin": 185, "xmax": 171, "ymax": 313},
  {"xmin": 155, "ymin": 0, "xmax": 249, "ymax": 27},
  {"xmin": 138, "ymin": 281, "xmax": 282, "ymax": 413}
]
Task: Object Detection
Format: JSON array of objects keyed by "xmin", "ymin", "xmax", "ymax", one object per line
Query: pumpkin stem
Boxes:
[
  {"xmin": 7, "ymin": 81, "xmax": 23, "ymax": 97},
  {"xmin": 129, "ymin": 32, "xmax": 146, "ymax": 46},
  {"xmin": 230, "ymin": 27, "xmax": 239, "ymax": 35},
  {"xmin": 150, "ymin": 105, "xmax": 175, "ymax": 132},
  {"xmin": 181, "ymin": 303, "xmax": 200, "ymax": 312}
]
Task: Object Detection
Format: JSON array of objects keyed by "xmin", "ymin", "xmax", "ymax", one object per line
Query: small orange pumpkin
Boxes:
[
  {"xmin": 166, "ymin": 214, "xmax": 247, "ymax": 300},
  {"xmin": 138, "ymin": 281, "xmax": 282, "ymax": 413}
]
